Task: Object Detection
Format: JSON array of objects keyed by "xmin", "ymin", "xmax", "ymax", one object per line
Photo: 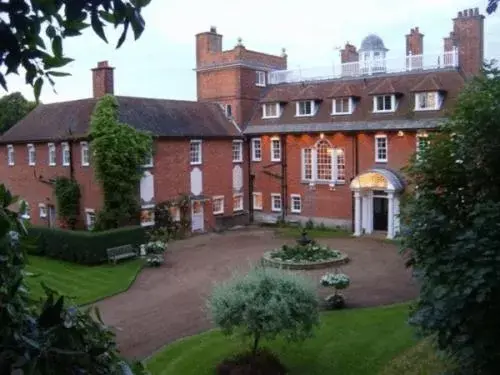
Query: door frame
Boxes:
[
  {"xmin": 191, "ymin": 200, "xmax": 204, "ymax": 232},
  {"xmin": 372, "ymin": 196, "xmax": 389, "ymax": 231}
]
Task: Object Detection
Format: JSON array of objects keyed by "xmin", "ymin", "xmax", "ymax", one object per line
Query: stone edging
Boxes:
[{"xmin": 262, "ymin": 251, "xmax": 350, "ymax": 270}]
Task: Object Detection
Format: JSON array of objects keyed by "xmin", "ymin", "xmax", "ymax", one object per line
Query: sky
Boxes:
[{"xmin": 2, "ymin": 0, "xmax": 500, "ymax": 103}]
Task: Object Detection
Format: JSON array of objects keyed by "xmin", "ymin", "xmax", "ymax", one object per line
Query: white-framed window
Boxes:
[
  {"xmin": 212, "ymin": 196, "xmax": 224, "ymax": 215},
  {"xmin": 233, "ymin": 193, "xmax": 243, "ymax": 212},
  {"xmin": 290, "ymin": 194, "xmax": 302, "ymax": 213},
  {"xmin": 39, "ymin": 203, "xmax": 47, "ymax": 218},
  {"xmin": 296, "ymin": 100, "xmax": 316, "ymax": 117},
  {"xmin": 271, "ymin": 137, "xmax": 281, "ymax": 162},
  {"xmin": 256, "ymin": 71, "xmax": 266, "ymax": 87},
  {"xmin": 332, "ymin": 97, "xmax": 353, "ymax": 115},
  {"xmin": 262, "ymin": 103, "xmax": 280, "ymax": 118},
  {"xmin": 190, "ymin": 140, "xmax": 202, "ymax": 165},
  {"xmin": 169, "ymin": 206, "xmax": 181, "ymax": 222},
  {"xmin": 27, "ymin": 144, "xmax": 36, "ymax": 166},
  {"xmin": 375, "ymin": 135, "xmax": 388, "ymax": 162},
  {"xmin": 337, "ymin": 149, "xmax": 346, "ymax": 183},
  {"xmin": 232, "ymin": 140, "xmax": 243, "ymax": 162},
  {"xmin": 252, "ymin": 192, "xmax": 263, "ymax": 210},
  {"xmin": 62, "ymin": 142, "xmax": 70, "ymax": 166},
  {"xmin": 373, "ymin": 95, "xmax": 396, "ymax": 113},
  {"xmin": 80, "ymin": 142, "xmax": 90, "ymax": 166},
  {"xmin": 415, "ymin": 92, "xmax": 441, "ymax": 111},
  {"xmin": 251, "ymin": 138, "xmax": 262, "ymax": 161},
  {"xmin": 48, "ymin": 143, "xmax": 56, "ymax": 166},
  {"xmin": 271, "ymin": 193, "xmax": 282, "ymax": 212},
  {"xmin": 7, "ymin": 144, "xmax": 14, "ymax": 166},
  {"xmin": 301, "ymin": 141, "xmax": 345, "ymax": 183},
  {"xmin": 220, "ymin": 103, "xmax": 232, "ymax": 118},
  {"xmin": 416, "ymin": 132, "xmax": 429, "ymax": 159},
  {"xmin": 302, "ymin": 148, "xmax": 313, "ymax": 180},
  {"xmin": 85, "ymin": 208, "xmax": 96, "ymax": 231},
  {"xmin": 317, "ymin": 141, "xmax": 332, "ymax": 180}
]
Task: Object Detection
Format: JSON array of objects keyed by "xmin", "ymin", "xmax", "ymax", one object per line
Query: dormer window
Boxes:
[
  {"xmin": 262, "ymin": 103, "xmax": 280, "ymax": 119},
  {"xmin": 256, "ymin": 71, "xmax": 266, "ymax": 87},
  {"xmin": 332, "ymin": 97, "xmax": 354, "ymax": 115},
  {"xmin": 415, "ymin": 92, "xmax": 442, "ymax": 111},
  {"xmin": 373, "ymin": 95, "xmax": 396, "ymax": 113},
  {"xmin": 296, "ymin": 100, "xmax": 316, "ymax": 117}
]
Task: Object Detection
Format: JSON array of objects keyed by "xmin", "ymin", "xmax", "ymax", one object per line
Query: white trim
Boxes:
[
  {"xmin": 7, "ymin": 144, "xmax": 14, "ymax": 166},
  {"xmin": 414, "ymin": 91, "xmax": 442, "ymax": 111},
  {"xmin": 252, "ymin": 192, "xmax": 263, "ymax": 210},
  {"xmin": 290, "ymin": 194, "xmax": 302, "ymax": 213},
  {"xmin": 262, "ymin": 103, "xmax": 280, "ymax": 119},
  {"xmin": 27, "ymin": 144, "xmax": 36, "ymax": 166},
  {"xmin": 373, "ymin": 95, "xmax": 396, "ymax": 113},
  {"xmin": 80, "ymin": 141, "xmax": 90, "ymax": 166},
  {"xmin": 212, "ymin": 195, "xmax": 224, "ymax": 215},
  {"xmin": 271, "ymin": 193, "xmax": 282, "ymax": 212},
  {"xmin": 233, "ymin": 193, "xmax": 243, "ymax": 212},
  {"xmin": 251, "ymin": 138, "xmax": 262, "ymax": 161},
  {"xmin": 190, "ymin": 139, "xmax": 202, "ymax": 165},
  {"xmin": 295, "ymin": 100, "xmax": 316, "ymax": 117},
  {"xmin": 85, "ymin": 208, "xmax": 96, "ymax": 231},
  {"xmin": 256, "ymin": 71, "xmax": 266, "ymax": 87},
  {"xmin": 331, "ymin": 97, "xmax": 353, "ymax": 115},
  {"xmin": 20, "ymin": 200, "xmax": 30, "ymax": 220},
  {"xmin": 232, "ymin": 140, "xmax": 243, "ymax": 163},
  {"xmin": 270, "ymin": 136, "xmax": 281, "ymax": 162},
  {"xmin": 38, "ymin": 203, "xmax": 47, "ymax": 218},
  {"xmin": 375, "ymin": 135, "xmax": 388, "ymax": 163},
  {"xmin": 48, "ymin": 143, "xmax": 56, "ymax": 166},
  {"xmin": 61, "ymin": 142, "xmax": 70, "ymax": 166}
]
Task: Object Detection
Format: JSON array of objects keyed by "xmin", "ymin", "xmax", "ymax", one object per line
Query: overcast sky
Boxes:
[{"xmin": 2, "ymin": 0, "xmax": 500, "ymax": 103}]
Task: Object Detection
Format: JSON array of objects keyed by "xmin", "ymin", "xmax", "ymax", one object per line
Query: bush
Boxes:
[
  {"xmin": 28, "ymin": 226, "xmax": 147, "ymax": 265},
  {"xmin": 270, "ymin": 242, "xmax": 341, "ymax": 263},
  {"xmin": 208, "ymin": 266, "xmax": 319, "ymax": 359}
]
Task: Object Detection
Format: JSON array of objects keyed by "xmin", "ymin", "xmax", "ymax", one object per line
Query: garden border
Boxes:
[{"xmin": 261, "ymin": 251, "xmax": 349, "ymax": 270}]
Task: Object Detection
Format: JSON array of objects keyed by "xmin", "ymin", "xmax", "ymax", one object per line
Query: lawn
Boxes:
[
  {"xmin": 146, "ymin": 303, "xmax": 445, "ymax": 375},
  {"xmin": 275, "ymin": 225, "xmax": 351, "ymax": 239},
  {"xmin": 25, "ymin": 255, "xmax": 144, "ymax": 306}
]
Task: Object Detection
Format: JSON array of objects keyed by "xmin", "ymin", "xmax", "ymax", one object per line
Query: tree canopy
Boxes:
[
  {"xmin": 0, "ymin": 0, "xmax": 152, "ymax": 101},
  {"xmin": 0, "ymin": 92, "xmax": 36, "ymax": 134}
]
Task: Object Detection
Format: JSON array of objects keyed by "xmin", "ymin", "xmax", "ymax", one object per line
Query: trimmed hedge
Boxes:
[{"xmin": 28, "ymin": 226, "xmax": 147, "ymax": 265}]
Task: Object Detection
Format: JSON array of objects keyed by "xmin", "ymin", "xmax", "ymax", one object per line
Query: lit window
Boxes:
[
  {"xmin": 256, "ymin": 71, "xmax": 266, "ymax": 87},
  {"xmin": 7, "ymin": 145, "xmax": 14, "ymax": 166},
  {"xmin": 337, "ymin": 149, "xmax": 346, "ymax": 183},
  {"xmin": 232, "ymin": 140, "xmax": 243, "ymax": 162},
  {"xmin": 85, "ymin": 209, "xmax": 96, "ymax": 230},
  {"xmin": 271, "ymin": 137, "xmax": 281, "ymax": 162},
  {"xmin": 251, "ymin": 138, "xmax": 261, "ymax": 161},
  {"xmin": 296, "ymin": 100, "xmax": 316, "ymax": 116},
  {"xmin": 271, "ymin": 193, "xmax": 282, "ymax": 212},
  {"xmin": 415, "ymin": 92, "xmax": 441, "ymax": 111},
  {"xmin": 262, "ymin": 103, "xmax": 280, "ymax": 118},
  {"xmin": 253, "ymin": 192, "xmax": 263, "ymax": 210},
  {"xmin": 27, "ymin": 144, "xmax": 36, "ymax": 166},
  {"xmin": 80, "ymin": 142, "xmax": 90, "ymax": 166},
  {"xmin": 190, "ymin": 140, "xmax": 202, "ymax": 165},
  {"xmin": 213, "ymin": 196, "xmax": 224, "ymax": 215},
  {"xmin": 290, "ymin": 194, "xmax": 302, "ymax": 213},
  {"xmin": 301, "ymin": 141, "xmax": 345, "ymax": 183},
  {"xmin": 332, "ymin": 97, "xmax": 353, "ymax": 115},
  {"xmin": 62, "ymin": 142, "xmax": 70, "ymax": 166},
  {"xmin": 169, "ymin": 206, "xmax": 181, "ymax": 222},
  {"xmin": 48, "ymin": 143, "xmax": 56, "ymax": 166},
  {"xmin": 373, "ymin": 95, "xmax": 395, "ymax": 113},
  {"xmin": 233, "ymin": 193, "xmax": 243, "ymax": 212},
  {"xmin": 39, "ymin": 203, "xmax": 47, "ymax": 218},
  {"xmin": 317, "ymin": 140, "xmax": 332, "ymax": 181},
  {"xmin": 375, "ymin": 135, "xmax": 388, "ymax": 162}
]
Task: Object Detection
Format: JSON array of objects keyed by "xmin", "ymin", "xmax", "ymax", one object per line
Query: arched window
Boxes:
[
  {"xmin": 316, "ymin": 140, "xmax": 332, "ymax": 181},
  {"xmin": 301, "ymin": 140, "xmax": 345, "ymax": 183}
]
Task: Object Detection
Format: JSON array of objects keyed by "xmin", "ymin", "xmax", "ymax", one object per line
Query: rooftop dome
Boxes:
[{"xmin": 359, "ymin": 34, "xmax": 388, "ymax": 52}]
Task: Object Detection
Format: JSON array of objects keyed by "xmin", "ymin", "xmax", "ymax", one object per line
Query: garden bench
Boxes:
[{"xmin": 107, "ymin": 244, "xmax": 136, "ymax": 264}]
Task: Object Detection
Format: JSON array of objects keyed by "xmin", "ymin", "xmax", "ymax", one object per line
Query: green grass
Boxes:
[
  {"xmin": 25, "ymin": 256, "xmax": 144, "ymax": 305},
  {"xmin": 146, "ymin": 303, "xmax": 419, "ymax": 375},
  {"xmin": 275, "ymin": 226, "xmax": 351, "ymax": 239}
]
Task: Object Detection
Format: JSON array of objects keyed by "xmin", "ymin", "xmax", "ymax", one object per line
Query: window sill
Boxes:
[
  {"xmin": 82, "ymin": 163, "xmax": 90, "ymax": 167},
  {"xmin": 301, "ymin": 180, "xmax": 346, "ymax": 185},
  {"xmin": 331, "ymin": 112, "xmax": 352, "ymax": 116},
  {"xmin": 213, "ymin": 211, "xmax": 224, "ymax": 216},
  {"xmin": 262, "ymin": 115, "xmax": 280, "ymax": 119},
  {"xmin": 290, "ymin": 210, "xmax": 302, "ymax": 214},
  {"xmin": 251, "ymin": 159, "xmax": 262, "ymax": 162},
  {"xmin": 232, "ymin": 160, "xmax": 243, "ymax": 163},
  {"xmin": 295, "ymin": 114, "xmax": 315, "ymax": 117},
  {"xmin": 373, "ymin": 110, "xmax": 395, "ymax": 114},
  {"xmin": 414, "ymin": 108, "xmax": 440, "ymax": 112},
  {"xmin": 256, "ymin": 84, "xmax": 266, "ymax": 87},
  {"xmin": 375, "ymin": 159, "xmax": 388, "ymax": 163},
  {"xmin": 270, "ymin": 159, "xmax": 281, "ymax": 163},
  {"xmin": 29, "ymin": 163, "xmax": 36, "ymax": 166},
  {"xmin": 190, "ymin": 162, "xmax": 202, "ymax": 166},
  {"xmin": 253, "ymin": 207, "xmax": 263, "ymax": 211}
]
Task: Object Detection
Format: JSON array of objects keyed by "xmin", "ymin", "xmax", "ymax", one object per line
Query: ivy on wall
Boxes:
[
  {"xmin": 153, "ymin": 195, "xmax": 191, "ymax": 240},
  {"xmin": 54, "ymin": 176, "xmax": 81, "ymax": 229},
  {"xmin": 90, "ymin": 95, "xmax": 152, "ymax": 230}
]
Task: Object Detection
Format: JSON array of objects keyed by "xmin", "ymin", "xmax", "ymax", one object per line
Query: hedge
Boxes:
[{"xmin": 28, "ymin": 226, "xmax": 147, "ymax": 265}]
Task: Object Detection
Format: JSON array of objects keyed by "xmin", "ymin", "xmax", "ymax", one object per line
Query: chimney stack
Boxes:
[
  {"xmin": 406, "ymin": 27, "xmax": 424, "ymax": 56},
  {"xmin": 92, "ymin": 61, "xmax": 115, "ymax": 98},
  {"xmin": 340, "ymin": 43, "xmax": 359, "ymax": 64}
]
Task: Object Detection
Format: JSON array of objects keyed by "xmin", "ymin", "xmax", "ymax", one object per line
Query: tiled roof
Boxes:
[
  {"xmin": 1, "ymin": 96, "xmax": 240, "ymax": 143},
  {"xmin": 410, "ymin": 74, "xmax": 445, "ymax": 92},
  {"xmin": 328, "ymin": 83, "xmax": 362, "ymax": 98}
]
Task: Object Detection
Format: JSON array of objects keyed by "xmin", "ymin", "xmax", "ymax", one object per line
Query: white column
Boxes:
[
  {"xmin": 387, "ymin": 191, "xmax": 394, "ymax": 239},
  {"xmin": 354, "ymin": 190, "xmax": 362, "ymax": 236}
]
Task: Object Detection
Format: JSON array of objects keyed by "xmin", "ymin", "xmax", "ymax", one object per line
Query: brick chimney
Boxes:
[
  {"xmin": 92, "ymin": 61, "xmax": 115, "ymax": 98},
  {"xmin": 443, "ymin": 31, "xmax": 456, "ymax": 52},
  {"xmin": 406, "ymin": 27, "xmax": 424, "ymax": 56},
  {"xmin": 340, "ymin": 43, "xmax": 359, "ymax": 63},
  {"xmin": 195, "ymin": 26, "xmax": 223, "ymax": 68}
]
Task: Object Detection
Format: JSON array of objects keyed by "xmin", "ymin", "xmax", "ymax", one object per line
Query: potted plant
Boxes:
[
  {"xmin": 145, "ymin": 240, "xmax": 167, "ymax": 267},
  {"xmin": 320, "ymin": 272, "xmax": 350, "ymax": 309}
]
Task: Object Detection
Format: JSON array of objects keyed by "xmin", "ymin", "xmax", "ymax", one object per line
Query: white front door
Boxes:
[{"xmin": 191, "ymin": 200, "xmax": 204, "ymax": 232}]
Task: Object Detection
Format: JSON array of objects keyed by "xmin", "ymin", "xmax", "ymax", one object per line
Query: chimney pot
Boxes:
[
  {"xmin": 415, "ymin": 26, "xmax": 419, "ymax": 33},
  {"xmin": 92, "ymin": 60, "xmax": 114, "ymax": 98},
  {"xmin": 474, "ymin": 7, "xmax": 479, "ymax": 15},
  {"xmin": 97, "ymin": 61, "xmax": 109, "ymax": 68},
  {"xmin": 210, "ymin": 26, "xmax": 217, "ymax": 33},
  {"xmin": 458, "ymin": 11, "xmax": 463, "ymax": 17},
  {"xmin": 469, "ymin": 8, "xmax": 473, "ymax": 16}
]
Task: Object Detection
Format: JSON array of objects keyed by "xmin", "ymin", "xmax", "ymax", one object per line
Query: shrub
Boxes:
[
  {"xmin": 270, "ymin": 242, "xmax": 341, "ymax": 263},
  {"xmin": 28, "ymin": 225, "xmax": 146, "ymax": 265},
  {"xmin": 320, "ymin": 272, "xmax": 351, "ymax": 309},
  {"xmin": 208, "ymin": 266, "xmax": 319, "ymax": 358}
]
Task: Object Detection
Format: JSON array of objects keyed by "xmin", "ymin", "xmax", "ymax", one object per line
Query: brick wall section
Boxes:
[
  {"xmin": 92, "ymin": 61, "xmax": 114, "ymax": 98},
  {"xmin": 406, "ymin": 28, "xmax": 424, "ymax": 55}
]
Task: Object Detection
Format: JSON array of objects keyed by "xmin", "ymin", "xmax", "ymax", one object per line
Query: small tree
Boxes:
[{"xmin": 208, "ymin": 266, "xmax": 319, "ymax": 358}]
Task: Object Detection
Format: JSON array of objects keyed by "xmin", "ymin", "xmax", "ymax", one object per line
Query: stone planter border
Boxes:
[{"xmin": 262, "ymin": 251, "xmax": 349, "ymax": 270}]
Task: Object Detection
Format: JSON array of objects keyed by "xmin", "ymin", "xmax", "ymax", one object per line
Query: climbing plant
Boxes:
[
  {"xmin": 154, "ymin": 195, "xmax": 191, "ymax": 240},
  {"xmin": 90, "ymin": 95, "xmax": 152, "ymax": 230},
  {"xmin": 54, "ymin": 176, "xmax": 81, "ymax": 229}
]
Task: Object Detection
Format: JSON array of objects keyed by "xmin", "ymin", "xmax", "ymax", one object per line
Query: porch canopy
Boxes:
[{"xmin": 350, "ymin": 168, "xmax": 404, "ymax": 193}]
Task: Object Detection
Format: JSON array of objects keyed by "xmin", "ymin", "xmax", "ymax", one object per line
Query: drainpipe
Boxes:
[
  {"xmin": 246, "ymin": 136, "xmax": 255, "ymax": 223},
  {"xmin": 280, "ymin": 134, "xmax": 288, "ymax": 222},
  {"xmin": 351, "ymin": 133, "xmax": 359, "ymax": 232}
]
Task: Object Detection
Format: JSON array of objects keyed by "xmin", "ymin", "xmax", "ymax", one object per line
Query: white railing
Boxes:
[{"xmin": 268, "ymin": 49, "xmax": 459, "ymax": 85}]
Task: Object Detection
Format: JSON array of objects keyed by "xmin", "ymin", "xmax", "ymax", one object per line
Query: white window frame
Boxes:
[
  {"xmin": 256, "ymin": 71, "xmax": 266, "ymax": 87},
  {"xmin": 270, "ymin": 137, "xmax": 281, "ymax": 162},
  {"xmin": 39, "ymin": 203, "xmax": 47, "ymax": 218},
  {"xmin": 233, "ymin": 193, "xmax": 243, "ymax": 212},
  {"xmin": 252, "ymin": 192, "xmax": 263, "ymax": 210},
  {"xmin": 7, "ymin": 144, "xmax": 14, "ymax": 166},
  {"xmin": 271, "ymin": 193, "xmax": 282, "ymax": 212},
  {"xmin": 232, "ymin": 140, "xmax": 243, "ymax": 163},
  {"xmin": 80, "ymin": 141, "xmax": 90, "ymax": 166},
  {"xmin": 212, "ymin": 196, "xmax": 224, "ymax": 215},
  {"xmin": 20, "ymin": 200, "xmax": 30, "ymax": 220},
  {"xmin": 262, "ymin": 103, "xmax": 280, "ymax": 119},
  {"xmin": 301, "ymin": 142, "xmax": 345, "ymax": 184},
  {"xmin": 332, "ymin": 97, "xmax": 353, "ymax": 115},
  {"xmin": 48, "ymin": 143, "xmax": 56, "ymax": 166},
  {"xmin": 190, "ymin": 139, "xmax": 202, "ymax": 165},
  {"xmin": 290, "ymin": 194, "xmax": 302, "ymax": 214},
  {"xmin": 27, "ymin": 144, "xmax": 36, "ymax": 166},
  {"xmin": 85, "ymin": 208, "xmax": 96, "ymax": 231},
  {"xmin": 373, "ymin": 95, "xmax": 396, "ymax": 113},
  {"xmin": 251, "ymin": 138, "xmax": 262, "ymax": 162},
  {"xmin": 62, "ymin": 142, "xmax": 70, "ymax": 166},
  {"xmin": 375, "ymin": 135, "xmax": 388, "ymax": 163},
  {"xmin": 414, "ymin": 92, "xmax": 441, "ymax": 111},
  {"xmin": 295, "ymin": 100, "xmax": 316, "ymax": 117}
]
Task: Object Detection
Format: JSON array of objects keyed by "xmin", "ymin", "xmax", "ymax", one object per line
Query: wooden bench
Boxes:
[{"xmin": 107, "ymin": 244, "xmax": 136, "ymax": 264}]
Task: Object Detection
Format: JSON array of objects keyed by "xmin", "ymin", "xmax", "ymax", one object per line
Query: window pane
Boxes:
[
  {"xmin": 337, "ymin": 149, "xmax": 345, "ymax": 182},
  {"xmin": 272, "ymin": 139, "xmax": 281, "ymax": 160},
  {"xmin": 377, "ymin": 96, "xmax": 384, "ymax": 110},
  {"xmin": 303, "ymin": 148, "xmax": 312, "ymax": 180},
  {"xmin": 252, "ymin": 139, "xmax": 261, "ymax": 160},
  {"xmin": 316, "ymin": 140, "xmax": 332, "ymax": 180},
  {"xmin": 384, "ymin": 96, "xmax": 392, "ymax": 110}
]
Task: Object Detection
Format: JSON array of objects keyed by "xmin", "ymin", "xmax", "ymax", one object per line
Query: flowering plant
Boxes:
[
  {"xmin": 145, "ymin": 240, "xmax": 166, "ymax": 255},
  {"xmin": 320, "ymin": 273, "xmax": 350, "ymax": 290}
]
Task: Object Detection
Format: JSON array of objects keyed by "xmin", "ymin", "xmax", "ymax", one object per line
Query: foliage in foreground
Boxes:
[
  {"xmin": 0, "ymin": 92, "xmax": 37, "ymax": 134},
  {"xmin": 208, "ymin": 266, "xmax": 319, "ymax": 358},
  {"xmin": 401, "ymin": 65, "xmax": 500, "ymax": 374}
]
